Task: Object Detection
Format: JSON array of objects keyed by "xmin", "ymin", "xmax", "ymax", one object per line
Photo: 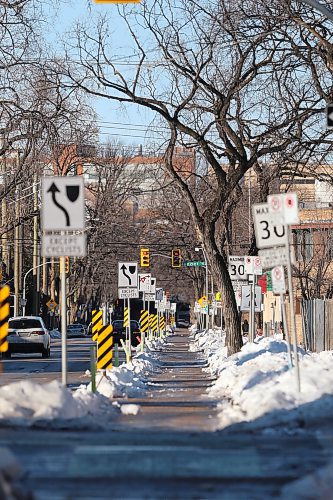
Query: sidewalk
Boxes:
[{"xmin": 113, "ymin": 329, "xmax": 220, "ymax": 431}]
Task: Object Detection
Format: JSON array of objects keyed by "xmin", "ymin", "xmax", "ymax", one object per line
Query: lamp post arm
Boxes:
[
  {"xmin": 22, "ymin": 261, "xmax": 52, "ymax": 316},
  {"xmin": 299, "ymin": 0, "xmax": 333, "ymax": 21}
]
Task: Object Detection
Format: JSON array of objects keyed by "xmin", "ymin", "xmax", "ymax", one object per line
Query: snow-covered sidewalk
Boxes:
[{"xmin": 191, "ymin": 327, "xmax": 333, "ymax": 432}]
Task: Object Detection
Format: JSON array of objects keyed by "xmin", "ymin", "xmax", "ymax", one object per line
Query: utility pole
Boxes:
[
  {"xmin": 32, "ymin": 177, "xmax": 39, "ymax": 315},
  {"xmin": 14, "ymin": 188, "xmax": 20, "ymax": 317}
]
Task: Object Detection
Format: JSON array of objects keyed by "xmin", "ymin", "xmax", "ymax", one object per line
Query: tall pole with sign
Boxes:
[{"xmin": 41, "ymin": 177, "xmax": 86, "ymax": 386}]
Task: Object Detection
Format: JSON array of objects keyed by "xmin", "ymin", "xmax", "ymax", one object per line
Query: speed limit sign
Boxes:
[
  {"xmin": 228, "ymin": 256, "xmax": 247, "ymax": 281},
  {"xmin": 252, "ymin": 203, "xmax": 288, "ymax": 249}
]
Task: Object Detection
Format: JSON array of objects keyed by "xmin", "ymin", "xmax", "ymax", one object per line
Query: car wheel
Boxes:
[{"xmin": 42, "ymin": 346, "xmax": 50, "ymax": 358}]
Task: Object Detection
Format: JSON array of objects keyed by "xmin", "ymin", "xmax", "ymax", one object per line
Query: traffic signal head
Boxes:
[
  {"xmin": 65, "ymin": 256, "xmax": 69, "ymax": 273},
  {"xmin": 140, "ymin": 248, "xmax": 150, "ymax": 267},
  {"xmin": 172, "ymin": 249, "xmax": 181, "ymax": 268}
]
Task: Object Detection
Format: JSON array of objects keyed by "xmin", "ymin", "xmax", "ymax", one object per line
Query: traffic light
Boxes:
[
  {"xmin": 140, "ymin": 248, "xmax": 150, "ymax": 267},
  {"xmin": 171, "ymin": 249, "xmax": 181, "ymax": 268},
  {"xmin": 60, "ymin": 256, "xmax": 69, "ymax": 274}
]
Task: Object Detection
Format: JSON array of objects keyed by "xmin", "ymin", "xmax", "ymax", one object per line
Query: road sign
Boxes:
[
  {"xmin": 240, "ymin": 285, "xmax": 262, "ymax": 312},
  {"xmin": 118, "ymin": 262, "xmax": 138, "ymax": 288},
  {"xmin": 42, "ymin": 177, "xmax": 85, "ymax": 231},
  {"xmin": 144, "ymin": 292, "xmax": 156, "ymax": 302},
  {"xmin": 138, "ymin": 273, "xmax": 151, "ymax": 292},
  {"xmin": 42, "ymin": 234, "xmax": 86, "ymax": 257},
  {"xmin": 272, "ymin": 265, "xmax": 286, "ymax": 294},
  {"xmin": 244, "ymin": 256, "xmax": 262, "ymax": 275},
  {"xmin": 252, "ymin": 203, "xmax": 287, "ymax": 249},
  {"xmin": 184, "ymin": 261, "xmax": 206, "ymax": 267},
  {"xmin": 46, "ymin": 299, "xmax": 58, "ymax": 311},
  {"xmin": 118, "ymin": 288, "xmax": 139, "ymax": 299},
  {"xmin": 198, "ymin": 295, "xmax": 207, "ymax": 306},
  {"xmin": 327, "ymin": 104, "xmax": 333, "ymax": 128},
  {"xmin": 156, "ymin": 288, "xmax": 164, "ymax": 301},
  {"xmin": 229, "ymin": 256, "xmax": 247, "ymax": 280},
  {"xmin": 267, "ymin": 192, "xmax": 299, "ymax": 225},
  {"xmin": 259, "ymin": 247, "xmax": 289, "ymax": 268}
]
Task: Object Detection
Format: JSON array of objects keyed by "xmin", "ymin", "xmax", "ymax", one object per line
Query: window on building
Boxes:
[{"xmin": 293, "ymin": 229, "xmax": 313, "ymax": 262}]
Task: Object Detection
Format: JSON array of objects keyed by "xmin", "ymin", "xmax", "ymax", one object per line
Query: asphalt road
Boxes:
[
  {"xmin": 0, "ymin": 337, "xmax": 127, "ymax": 387},
  {"xmin": 1, "ymin": 330, "xmax": 333, "ymax": 499}
]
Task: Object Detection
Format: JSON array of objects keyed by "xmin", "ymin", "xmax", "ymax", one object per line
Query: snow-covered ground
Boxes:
[
  {"xmin": 0, "ymin": 337, "xmax": 166, "ymax": 428},
  {"xmin": 191, "ymin": 327, "xmax": 333, "ymax": 432}
]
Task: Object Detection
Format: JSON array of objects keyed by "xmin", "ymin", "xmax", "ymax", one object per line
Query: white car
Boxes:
[{"xmin": 5, "ymin": 316, "xmax": 51, "ymax": 358}]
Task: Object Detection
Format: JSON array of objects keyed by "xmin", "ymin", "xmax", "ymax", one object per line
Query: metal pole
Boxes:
[
  {"xmin": 33, "ymin": 178, "xmax": 38, "ymax": 315},
  {"xmin": 127, "ymin": 297, "xmax": 132, "ymax": 361},
  {"xmin": 285, "ymin": 226, "xmax": 301, "ymax": 392},
  {"xmin": 60, "ymin": 256, "xmax": 67, "ymax": 386},
  {"xmin": 14, "ymin": 189, "xmax": 20, "ymax": 316},
  {"xmin": 147, "ymin": 299, "xmax": 151, "ymax": 340},
  {"xmin": 280, "ymin": 293, "xmax": 293, "ymax": 370}
]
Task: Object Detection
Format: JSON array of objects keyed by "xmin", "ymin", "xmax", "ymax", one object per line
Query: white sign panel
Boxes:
[
  {"xmin": 259, "ymin": 247, "xmax": 289, "ymax": 268},
  {"xmin": 232, "ymin": 280, "xmax": 245, "ymax": 291},
  {"xmin": 118, "ymin": 262, "xmax": 138, "ymax": 288},
  {"xmin": 170, "ymin": 303, "xmax": 177, "ymax": 312},
  {"xmin": 42, "ymin": 177, "xmax": 85, "ymax": 231},
  {"xmin": 244, "ymin": 256, "xmax": 262, "ymax": 276},
  {"xmin": 156, "ymin": 288, "xmax": 164, "ymax": 301},
  {"xmin": 42, "ymin": 234, "xmax": 86, "ymax": 257},
  {"xmin": 118, "ymin": 288, "xmax": 139, "ymax": 299},
  {"xmin": 138, "ymin": 273, "xmax": 151, "ymax": 292},
  {"xmin": 272, "ymin": 266, "xmax": 286, "ymax": 294},
  {"xmin": 144, "ymin": 292, "xmax": 156, "ymax": 302},
  {"xmin": 268, "ymin": 192, "xmax": 299, "ymax": 225},
  {"xmin": 240, "ymin": 285, "xmax": 262, "ymax": 312},
  {"xmin": 252, "ymin": 203, "xmax": 288, "ymax": 249},
  {"xmin": 149, "ymin": 277, "xmax": 156, "ymax": 294},
  {"xmin": 229, "ymin": 256, "xmax": 247, "ymax": 281}
]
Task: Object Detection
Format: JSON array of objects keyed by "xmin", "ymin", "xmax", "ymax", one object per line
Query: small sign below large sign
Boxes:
[{"xmin": 42, "ymin": 234, "xmax": 86, "ymax": 257}]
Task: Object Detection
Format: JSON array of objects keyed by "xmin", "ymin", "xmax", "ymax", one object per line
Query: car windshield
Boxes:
[
  {"xmin": 113, "ymin": 321, "xmax": 139, "ymax": 329},
  {"xmin": 9, "ymin": 319, "xmax": 42, "ymax": 329}
]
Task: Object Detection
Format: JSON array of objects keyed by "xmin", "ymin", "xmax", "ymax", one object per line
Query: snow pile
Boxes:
[
  {"xmin": 0, "ymin": 380, "xmax": 116, "ymax": 427},
  {"xmin": 192, "ymin": 329, "xmax": 333, "ymax": 431},
  {"xmin": 190, "ymin": 328, "xmax": 228, "ymax": 372},
  {"xmin": 280, "ymin": 461, "xmax": 333, "ymax": 499}
]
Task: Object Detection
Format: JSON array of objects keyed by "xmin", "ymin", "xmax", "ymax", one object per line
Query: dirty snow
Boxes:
[
  {"xmin": 120, "ymin": 404, "xmax": 140, "ymax": 415},
  {"xmin": 191, "ymin": 328, "xmax": 333, "ymax": 431}
]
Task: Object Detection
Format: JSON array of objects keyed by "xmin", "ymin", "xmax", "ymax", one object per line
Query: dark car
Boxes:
[
  {"xmin": 67, "ymin": 324, "xmax": 86, "ymax": 338},
  {"xmin": 111, "ymin": 320, "xmax": 141, "ymax": 347}
]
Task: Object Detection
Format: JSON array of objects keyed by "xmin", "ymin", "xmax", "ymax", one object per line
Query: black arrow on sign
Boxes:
[
  {"xmin": 47, "ymin": 183, "xmax": 70, "ymax": 226},
  {"xmin": 121, "ymin": 264, "xmax": 131, "ymax": 285}
]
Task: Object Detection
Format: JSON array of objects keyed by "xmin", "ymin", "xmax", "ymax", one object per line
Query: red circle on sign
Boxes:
[
  {"xmin": 271, "ymin": 196, "xmax": 280, "ymax": 212},
  {"xmin": 274, "ymin": 267, "xmax": 282, "ymax": 280},
  {"xmin": 286, "ymin": 195, "xmax": 294, "ymax": 207}
]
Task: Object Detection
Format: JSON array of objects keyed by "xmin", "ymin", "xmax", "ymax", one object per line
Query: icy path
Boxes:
[{"xmin": 113, "ymin": 329, "xmax": 220, "ymax": 431}]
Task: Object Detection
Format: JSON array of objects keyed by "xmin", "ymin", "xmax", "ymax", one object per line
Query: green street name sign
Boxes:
[{"xmin": 184, "ymin": 261, "xmax": 206, "ymax": 267}]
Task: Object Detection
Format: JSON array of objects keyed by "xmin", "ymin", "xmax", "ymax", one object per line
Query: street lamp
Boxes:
[
  {"xmin": 299, "ymin": 0, "xmax": 333, "ymax": 21},
  {"xmin": 22, "ymin": 262, "xmax": 51, "ymax": 316}
]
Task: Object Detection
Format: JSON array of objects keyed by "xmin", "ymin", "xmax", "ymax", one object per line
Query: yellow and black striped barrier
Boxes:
[
  {"xmin": 0, "ymin": 285, "xmax": 10, "ymax": 355},
  {"xmin": 92, "ymin": 309, "xmax": 103, "ymax": 341},
  {"xmin": 159, "ymin": 315, "xmax": 165, "ymax": 334},
  {"xmin": 140, "ymin": 310, "xmax": 149, "ymax": 333},
  {"xmin": 124, "ymin": 307, "xmax": 129, "ymax": 327},
  {"xmin": 97, "ymin": 324, "xmax": 113, "ymax": 370},
  {"xmin": 150, "ymin": 314, "xmax": 158, "ymax": 334}
]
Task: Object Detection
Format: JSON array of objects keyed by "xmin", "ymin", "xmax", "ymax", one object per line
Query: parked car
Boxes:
[
  {"xmin": 111, "ymin": 320, "xmax": 141, "ymax": 347},
  {"xmin": 67, "ymin": 324, "xmax": 86, "ymax": 338},
  {"xmin": 5, "ymin": 316, "xmax": 51, "ymax": 358}
]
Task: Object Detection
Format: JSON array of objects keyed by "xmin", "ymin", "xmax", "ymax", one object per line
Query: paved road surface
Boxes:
[
  {"xmin": 1, "ymin": 330, "xmax": 333, "ymax": 499},
  {"xmin": 0, "ymin": 337, "xmax": 126, "ymax": 387}
]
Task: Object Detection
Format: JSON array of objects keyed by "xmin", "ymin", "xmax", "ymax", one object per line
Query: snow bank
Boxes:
[{"xmin": 192, "ymin": 329, "xmax": 333, "ymax": 431}]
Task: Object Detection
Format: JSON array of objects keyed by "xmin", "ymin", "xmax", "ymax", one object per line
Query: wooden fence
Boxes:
[{"xmin": 302, "ymin": 299, "xmax": 333, "ymax": 352}]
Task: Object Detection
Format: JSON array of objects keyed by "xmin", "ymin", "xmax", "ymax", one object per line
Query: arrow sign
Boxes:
[
  {"xmin": 42, "ymin": 176, "xmax": 85, "ymax": 231},
  {"xmin": 118, "ymin": 262, "xmax": 138, "ymax": 288}
]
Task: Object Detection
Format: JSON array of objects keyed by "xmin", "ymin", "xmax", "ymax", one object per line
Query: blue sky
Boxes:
[{"xmin": 44, "ymin": 0, "xmax": 159, "ymax": 148}]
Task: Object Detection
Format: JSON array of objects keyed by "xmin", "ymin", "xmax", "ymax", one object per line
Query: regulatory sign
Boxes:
[
  {"xmin": 42, "ymin": 177, "xmax": 85, "ymax": 231},
  {"xmin": 118, "ymin": 262, "xmax": 138, "ymax": 288},
  {"xmin": 148, "ymin": 277, "xmax": 156, "ymax": 294},
  {"xmin": 156, "ymin": 288, "xmax": 164, "ymax": 301},
  {"xmin": 229, "ymin": 256, "xmax": 247, "ymax": 281},
  {"xmin": 240, "ymin": 285, "xmax": 262, "ymax": 312},
  {"xmin": 138, "ymin": 273, "xmax": 151, "ymax": 292},
  {"xmin": 272, "ymin": 266, "xmax": 286, "ymax": 294},
  {"xmin": 244, "ymin": 256, "xmax": 262, "ymax": 276},
  {"xmin": 42, "ymin": 234, "xmax": 86, "ymax": 257},
  {"xmin": 118, "ymin": 288, "xmax": 139, "ymax": 299},
  {"xmin": 259, "ymin": 247, "xmax": 289, "ymax": 268},
  {"xmin": 252, "ymin": 203, "xmax": 287, "ymax": 249},
  {"xmin": 267, "ymin": 192, "xmax": 299, "ymax": 225},
  {"xmin": 232, "ymin": 280, "xmax": 244, "ymax": 291}
]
